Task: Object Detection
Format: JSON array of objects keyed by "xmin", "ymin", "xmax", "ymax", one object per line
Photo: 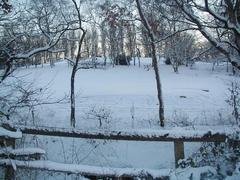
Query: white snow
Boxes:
[
  {"xmin": 170, "ymin": 166, "xmax": 217, "ymax": 180},
  {"xmin": 0, "ymin": 127, "xmax": 22, "ymax": 139},
  {"xmin": 13, "ymin": 59, "xmax": 235, "ymax": 129},
  {"xmin": 2, "ymin": 159, "xmax": 237, "ymax": 179},
  {"xmin": 226, "ymin": 163, "xmax": 240, "ymax": 180},
  {"xmin": 3, "ymin": 58, "xmax": 240, "ymax": 175},
  {"xmin": 0, "ymin": 147, "xmax": 45, "ymax": 156},
  {"xmin": 0, "ymin": 159, "xmax": 172, "ymax": 178}
]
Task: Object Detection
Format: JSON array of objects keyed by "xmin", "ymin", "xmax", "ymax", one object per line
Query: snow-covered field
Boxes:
[
  {"xmin": 15, "ymin": 58, "xmax": 234, "ymax": 128},
  {"xmin": 6, "ymin": 58, "xmax": 238, "ymax": 178}
]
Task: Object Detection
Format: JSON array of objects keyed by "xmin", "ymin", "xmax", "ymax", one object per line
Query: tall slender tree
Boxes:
[
  {"xmin": 70, "ymin": 0, "xmax": 86, "ymax": 128},
  {"xmin": 135, "ymin": 0, "xmax": 165, "ymax": 127}
]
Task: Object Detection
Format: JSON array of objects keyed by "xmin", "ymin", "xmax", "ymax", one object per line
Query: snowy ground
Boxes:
[
  {"xmin": 5, "ymin": 58, "xmax": 238, "ymax": 177},
  {"xmin": 15, "ymin": 58, "xmax": 234, "ymax": 128}
]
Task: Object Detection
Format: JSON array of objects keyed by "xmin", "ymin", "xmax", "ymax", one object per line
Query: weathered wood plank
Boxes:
[
  {"xmin": 4, "ymin": 167, "xmax": 15, "ymax": 180},
  {"xmin": 174, "ymin": 141, "xmax": 185, "ymax": 168},
  {"xmin": 4, "ymin": 139, "xmax": 15, "ymax": 180}
]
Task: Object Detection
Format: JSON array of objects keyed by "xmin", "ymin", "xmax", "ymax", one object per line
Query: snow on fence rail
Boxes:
[
  {"xmin": 0, "ymin": 159, "xmax": 171, "ymax": 179},
  {"xmin": 0, "ymin": 159, "xmax": 222, "ymax": 180},
  {"xmin": 0, "ymin": 127, "xmax": 22, "ymax": 139},
  {"xmin": 3, "ymin": 123, "xmax": 240, "ymax": 142},
  {"xmin": 0, "ymin": 148, "xmax": 45, "ymax": 160}
]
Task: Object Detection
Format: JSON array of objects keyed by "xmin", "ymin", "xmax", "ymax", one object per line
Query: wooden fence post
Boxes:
[
  {"xmin": 174, "ymin": 141, "xmax": 184, "ymax": 168},
  {"xmin": 4, "ymin": 138, "xmax": 16, "ymax": 180}
]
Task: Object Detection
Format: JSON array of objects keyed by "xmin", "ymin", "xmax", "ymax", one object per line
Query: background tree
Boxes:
[
  {"xmin": 174, "ymin": 0, "xmax": 240, "ymax": 72},
  {"xmin": 100, "ymin": 20, "xmax": 108, "ymax": 65},
  {"xmin": 0, "ymin": 0, "xmax": 69, "ymax": 123},
  {"xmin": 0, "ymin": 0, "xmax": 71, "ymax": 82},
  {"xmin": 125, "ymin": 21, "xmax": 137, "ymax": 64},
  {"xmin": 164, "ymin": 32, "xmax": 196, "ymax": 72}
]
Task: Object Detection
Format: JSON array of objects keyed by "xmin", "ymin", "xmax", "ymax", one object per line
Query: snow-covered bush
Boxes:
[
  {"xmin": 0, "ymin": 80, "xmax": 43, "ymax": 124},
  {"xmin": 168, "ymin": 110, "xmax": 192, "ymax": 127},
  {"xmin": 226, "ymin": 162, "xmax": 240, "ymax": 180},
  {"xmin": 0, "ymin": 78, "xmax": 67, "ymax": 125},
  {"xmin": 179, "ymin": 142, "xmax": 240, "ymax": 179},
  {"xmin": 84, "ymin": 106, "xmax": 112, "ymax": 129},
  {"xmin": 164, "ymin": 57, "xmax": 171, "ymax": 65},
  {"xmin": 143, "ymin": 64, "xmax": 152, "ymax": 71},
  {"xmin": 226, "ymin": 81, "xmax": 240, "ymax": 126}
]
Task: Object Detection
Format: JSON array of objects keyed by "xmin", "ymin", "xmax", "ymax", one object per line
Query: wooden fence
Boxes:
[{"xmin": 1, "ymin": 124, "xmax": 239, "ymax": 179}]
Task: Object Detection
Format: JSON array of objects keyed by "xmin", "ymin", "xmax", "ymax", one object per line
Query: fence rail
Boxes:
[{"xmin": 3, "ymin": 124, "xmax": 237, "ymax": 142}]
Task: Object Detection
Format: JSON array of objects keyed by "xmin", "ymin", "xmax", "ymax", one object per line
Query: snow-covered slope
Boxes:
[{"xmin": 6, "ymin": 58, "xmax": 238, "ymax": 172}]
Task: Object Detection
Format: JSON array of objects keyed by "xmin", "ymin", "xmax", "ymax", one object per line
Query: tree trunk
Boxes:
[
  {"xmin": 70, "ymin": 68, "xmax": 76, "ymax": 127},
  {"xmin": 151, "ymin": 40, "xmax": 165, "ymax": 127},
  {"xmin": 70, "ymin": 0, "xmax": 87, "ymax": 128},
  {"xmin": 136, "ymin": 0, "xmax": 165, "ymax": 127}
]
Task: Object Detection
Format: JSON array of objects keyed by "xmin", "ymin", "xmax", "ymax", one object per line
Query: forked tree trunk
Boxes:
[{"xmin": 70, "ymin": 34, "xmax": 86, "ymax": 128}]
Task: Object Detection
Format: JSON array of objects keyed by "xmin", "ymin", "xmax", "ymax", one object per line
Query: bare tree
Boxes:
[
  {"xmin": 100, "ymin": 20, "xmax": 107, "ymax": 66},
  {"xmin": 174, "ymin": 0, "xmax": 240, "ymax": 72},
  {"xmin": 91, "ymin": 25, "xmax": 98, "ymax": 67},
  {"xmin": 226, "ymin": 81, "xmax": 240, "ymax": 126},
  {"xmin": 164, "ymin": 32, "xmax": 196, "ymax": 72},
  {"xmin": 0, "ymin": 0, "xmax": 71, "ymax": 82},
  {"xmin": 140, "ymin": 24, "xmax": 152, "ymax": 57},
  {"xmin": 69, "ymin": 0, "xmax": 87, "ymax": 128},
  {"xmin": 0, "ymin": 79, "xmax": 66, "ymax": 125},
  {"xmin": 99, "ymin": 1, "xmax": 133, "ymax": 66},
  {"xmin": 126, "ymin": 22, "xmax": 137, "ymax": 64},
  {"xmin": 135, "ymin": 0, "xmax": 165, "ymax": 127},
  {"xmin": 0, "ymin": 0, "xmax": 72, "ymax": 127}
]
